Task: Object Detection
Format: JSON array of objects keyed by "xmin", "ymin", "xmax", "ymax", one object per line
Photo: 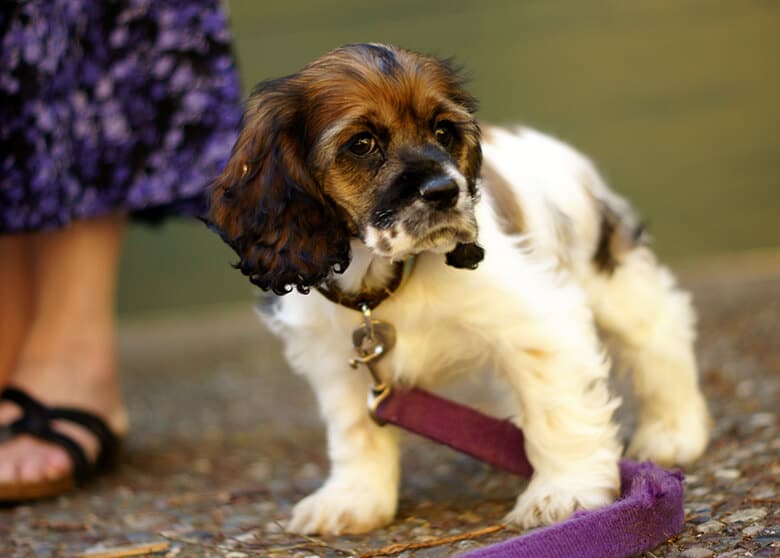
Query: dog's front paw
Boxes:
[
  {"xmin": 628, "ymin": 396, "xmax": 711, "ymax": 466},
  {"xmin": 287, "ymin": 476, "xmax": 397, "ymax": 535},
  {"xmin": 505, "ymin": 470, "xmax": 619, "ymax": 529}
]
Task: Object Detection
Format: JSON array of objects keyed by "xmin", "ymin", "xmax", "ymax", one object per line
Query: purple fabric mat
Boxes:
[{"xmin": 376, "ymin": 388, "xmax": 685, "ymax": 558}]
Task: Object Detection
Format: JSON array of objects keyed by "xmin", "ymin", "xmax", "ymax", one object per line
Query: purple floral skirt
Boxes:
[{"xmin": 0, "ymin": 0, "xmax": 243, "ymax": 233}]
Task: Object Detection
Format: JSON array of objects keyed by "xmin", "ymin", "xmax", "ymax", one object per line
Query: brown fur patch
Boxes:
[
  {"xmin": 376, "ymin": 235, "xmax": 392, "ymax": 254},
  {"xmin": 525, "ymin": 347, "xmax": 549, "ymax": 360},
  {"xmin": 480, "ymin": 159, "xmax": 526, "ymax": 236},
  {"xmin": 579, "ymin": 169, "xmax": 645, "ymax": 274},
  {"xmin": 593, "ymin": 201, "xmax": 643, "ymax": 273},
  {"xmin": 304, "ymin": 45, "xmax": 481, "ymax": 221}
]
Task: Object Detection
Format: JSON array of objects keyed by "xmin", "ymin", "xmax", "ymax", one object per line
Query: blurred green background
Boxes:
[{"xmin": 118, "ymin": 0, "xmax": 780, "ymax": 315}]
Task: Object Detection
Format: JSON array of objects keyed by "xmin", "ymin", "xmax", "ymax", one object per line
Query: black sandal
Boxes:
[{"xmin": 0, "ymin": 386, "xmax": 121, "ymax": 502}]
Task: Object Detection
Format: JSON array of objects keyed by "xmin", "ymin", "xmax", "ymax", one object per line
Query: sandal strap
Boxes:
[
  {"xmin": 1, "ymin": 387, "xmax": 47, "ymax": 415},
  {"xmin": 48, "ymin": 407, "xmax": 120, "ymax": 470},
  {"xmin": 29, "ymin": 428, "xmax": 92, "ymax": 485},
  {"xmin": 0, "ymin": 387, "xmax": 120, "ymax": 485}
]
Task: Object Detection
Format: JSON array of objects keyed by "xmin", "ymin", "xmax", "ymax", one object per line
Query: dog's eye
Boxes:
[
  {"xmin": 348, "ymin": 133, "xmax": 378, "ymax": 157},
  {"xmin": 434, "ymin": 121, "xmax": 456, "ymax": 149}
]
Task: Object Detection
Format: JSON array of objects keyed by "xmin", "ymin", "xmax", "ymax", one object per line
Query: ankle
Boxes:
[{"xmin": 20, "ymin": 318, "xmax": 116, "ymax": 370}]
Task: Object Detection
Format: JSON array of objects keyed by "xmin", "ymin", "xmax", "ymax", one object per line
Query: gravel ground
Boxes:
[{"xmin": 1, "ymin": 252, "xmax": 778, "ymax": 558}]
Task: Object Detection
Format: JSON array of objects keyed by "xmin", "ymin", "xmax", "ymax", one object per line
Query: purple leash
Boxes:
[{"xmin": 374, "ymin": 388, "xmax": 685, "ymax": 558}]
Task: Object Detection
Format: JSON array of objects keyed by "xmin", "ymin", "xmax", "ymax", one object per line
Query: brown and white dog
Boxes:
[{"xmin": 208, "ymin": 43, "xmax": 709, "ymax": 535}]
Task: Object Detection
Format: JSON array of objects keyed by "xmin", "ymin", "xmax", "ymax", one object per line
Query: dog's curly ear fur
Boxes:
[{"xmin": 208, "ymin": 78, "xmax": 352, "ymax": 295}]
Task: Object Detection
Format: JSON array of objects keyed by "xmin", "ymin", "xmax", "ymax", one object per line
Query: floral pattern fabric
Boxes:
[{"xmin": 0, "ymin": 0, "xmax": 242, "ymax": 233}]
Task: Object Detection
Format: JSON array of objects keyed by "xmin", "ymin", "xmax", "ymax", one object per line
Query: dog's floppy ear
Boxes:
[{"xmin": 208, "ymin": 77, "xmax": 351, "ymax": 295}]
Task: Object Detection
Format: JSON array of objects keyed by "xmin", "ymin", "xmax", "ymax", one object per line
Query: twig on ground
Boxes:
[
  {"xmin": 358, "ymin": 524, "xmax": 505, "ymax": 557},
  {"xmin": 280, "ymin": 532, "xmax": 358, "ymax": 556},
  {"xmin": 264, "ymin": 539, "xmax": 357, "ymax": 556},
  {"xmin": 77, "ymin": 541, "xmax": 170, "ymax": 558}
]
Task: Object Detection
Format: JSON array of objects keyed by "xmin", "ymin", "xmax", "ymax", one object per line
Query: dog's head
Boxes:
[{"xmin": 209, "ymin": 43, "xmax": 484, "ymax": 295}]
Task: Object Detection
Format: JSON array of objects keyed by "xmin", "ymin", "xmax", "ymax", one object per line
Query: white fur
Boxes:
[{"xmin": 261, "ymin": 125, "xmax": 709, "ymax": 535}]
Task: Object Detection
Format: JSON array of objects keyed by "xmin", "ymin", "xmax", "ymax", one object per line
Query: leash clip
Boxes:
[
  {"xmin": 367, "ymin": 383, "xmax": 391, "ymax": 426},
  {"xmin": 350, "ymin": 304, "xmax": 395, "ymax": 425}
]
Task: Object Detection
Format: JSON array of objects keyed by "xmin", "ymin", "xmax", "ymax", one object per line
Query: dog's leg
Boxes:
[
  {"xmin": 286, "ymin": 350, "xmax": 400, "ymax": 535},
  {"xmin": 488, "ymin": 280, "xmax": 622, "ymax": 529},
  {"xmin": 584, "ymin": 246, "xmax": 710, "ymax": 466}
]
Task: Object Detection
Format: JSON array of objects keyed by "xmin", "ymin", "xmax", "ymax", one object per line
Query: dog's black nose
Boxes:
[{"xmin": 419, "ymin": 175, "xmax": 459, "ymax": 209}]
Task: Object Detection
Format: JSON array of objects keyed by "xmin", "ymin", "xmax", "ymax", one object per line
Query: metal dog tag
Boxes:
[{"xmin": 352, "ymin": 321, "xmax": 396, "ymax": 357}]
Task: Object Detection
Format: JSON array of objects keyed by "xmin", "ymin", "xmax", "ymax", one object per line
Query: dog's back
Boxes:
[{"xmin": 480, "ymin": 124, "xmax": 643, "ymax": 277}]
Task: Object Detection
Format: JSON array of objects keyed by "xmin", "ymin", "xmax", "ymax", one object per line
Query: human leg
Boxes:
[
  {"xmin": 0, "ymin": 214, "xmax": 128, "ymax": 487},
  {"xmin": 0, "ymin": 235, "xmax": 36, "ymax": 386}
]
